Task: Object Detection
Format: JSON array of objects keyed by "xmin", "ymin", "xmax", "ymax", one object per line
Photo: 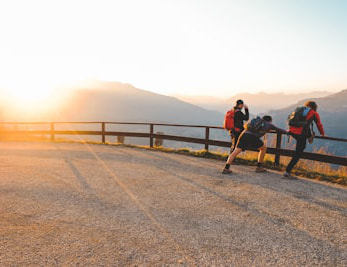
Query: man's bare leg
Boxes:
[
  {"xmin": 258, "ymin": 145, "xmax": 267, "ymax": 163},
  {"xmin": 256, "ymin": 146, "xmax": 267, "ymax": 172},
  {"xmin": 222, "ymin": 148, "xmax": 243, "ymax": 174},
  {"xmin": 227, "ymin": 147, "xmax": 243, "ymax": 165}
]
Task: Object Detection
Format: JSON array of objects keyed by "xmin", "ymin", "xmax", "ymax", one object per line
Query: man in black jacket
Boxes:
[{"xmin": 231, "ymin": 99, "xmax": 249, "ymax": 151}]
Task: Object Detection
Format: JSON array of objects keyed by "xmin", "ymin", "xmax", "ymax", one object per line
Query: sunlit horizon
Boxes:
[{"xmin": 0, "ymin": 0, "xmax": 347, "ymax": 102}]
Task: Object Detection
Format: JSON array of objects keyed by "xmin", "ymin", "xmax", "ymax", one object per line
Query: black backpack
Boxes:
[
  {"xmin": 245, "ymin": 116, "xmax": 265, "ymax": 133},
  {"xmin": 288, "ymin": 106, "xmax": 310, "ymax": 127}
]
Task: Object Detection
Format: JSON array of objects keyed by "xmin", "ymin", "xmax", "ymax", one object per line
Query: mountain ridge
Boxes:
[
  {"xmin": 174, "ymin": 90, "xmax": 335, "ymax": 114},
  {"xmin": 57, "ymin": 81, "xmax": 224, "ymax": 125}
]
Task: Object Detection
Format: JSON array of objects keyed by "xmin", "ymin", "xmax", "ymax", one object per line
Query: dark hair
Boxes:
[
  {"xmin": 305, "ymin": 101, "xmax": 317, "ymax": 111},
  {"xmin": 262, "ymin": 115, "xmax": 272, "ymax": 122},
  {"xmin": 236, "ymin": 99, "xmax": 244, "ymax": 105}
]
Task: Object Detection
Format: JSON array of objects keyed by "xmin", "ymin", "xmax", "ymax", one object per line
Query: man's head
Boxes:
[
  {"xmin": 236, "ymin": 99, "xmax": 244, "ymax": 109},
  {"xmin": 262, "ymin": 115, "xmax": 273, "ymax": 123},
  {"xmin": 305, "ymin": 101, "xmax": 317, "ymax": 111}
]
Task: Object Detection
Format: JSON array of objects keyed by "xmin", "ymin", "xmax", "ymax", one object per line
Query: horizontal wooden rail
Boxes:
[
  {"xmin": 314, "ymin": 136, "xmax": 347, "ymax": 143},
  {"xmin": 266, "ymin": 148, "xmax": 347, "ymax": 166},
  {"xmin": 0, "ymin": 121, "xmax": 346, "ymax": 166},
  {"xmin": 106, "ymin": 131, "xmax": 151, "ymax": 138},
  {"xmin": 152, "ymin": 133, "xmax": 207, "ymax": 145}
]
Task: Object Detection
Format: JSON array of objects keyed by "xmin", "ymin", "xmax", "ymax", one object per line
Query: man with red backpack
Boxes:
[
  {"xmin": 284, "ymin": 101, "xmax": 325, "ymax": 179},
  {"xmin": 223, "ymin": 99, "xmax": 249, "ymax": 151}
]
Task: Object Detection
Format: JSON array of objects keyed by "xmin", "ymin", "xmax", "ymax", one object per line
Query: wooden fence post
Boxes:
[
  {"xmin": 275, "ymin": 133, "xmax": 282, "ymax": 166},
  {"xmin": 205, "ymin": 127, "xmax": 210, "ymax": 151},
  {"xmin": 150, "ymin": 124, "xmax": 154, "ymax": 148},
  {"xmin": 50, "ymin": 122, "xmax": 55, "ymax": 141},
  {"xmin": 101, "ymin": 122, "xmax": 106, "ymax": 143}
]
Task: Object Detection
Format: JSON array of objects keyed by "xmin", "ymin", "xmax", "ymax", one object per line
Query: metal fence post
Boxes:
[
  {"xmin": 101, "ymin": 122, "xmax": 106, "ymax": 143},
  {"xmin": 205, "ymin": 127, "xmax": 210, "ymax": 151},
  {"xmin": 50, "ymin": 122, "xmax": 55, "ymax": 141},
  {"xmin": 275, "ymin": 133, "xmax": 282, "ymax": 166},
  {"xmin": 150, "ymin": 124, "xmax": 154, "ymax": 148}
]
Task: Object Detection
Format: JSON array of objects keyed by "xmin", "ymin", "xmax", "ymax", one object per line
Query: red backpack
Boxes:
[{"xmin": 223, "ymin": 109, "xmax": 236, "ymax": 130}]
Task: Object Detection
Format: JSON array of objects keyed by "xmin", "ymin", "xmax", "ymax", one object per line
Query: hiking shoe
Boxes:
[
  {"xmin": 282, "ymin": 172, "xmax": 297, "ymax": 180},
  {"xmin": 255, "ymin": 167, "xmax": 267, "ymax": 173},
  {"xmin": 222, "ymin": 168, "xmax": 233, "ymax": 175}
]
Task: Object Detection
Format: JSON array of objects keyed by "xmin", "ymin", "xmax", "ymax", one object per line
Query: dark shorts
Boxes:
[{"xmin": 236, "ymin": 133, "xmax": 264, "ymax": 151}]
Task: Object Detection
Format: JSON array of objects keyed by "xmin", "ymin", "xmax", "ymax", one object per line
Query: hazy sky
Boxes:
[{"xmin": 1, "ymin": 0, "xmax": 346, "ymax": 97}]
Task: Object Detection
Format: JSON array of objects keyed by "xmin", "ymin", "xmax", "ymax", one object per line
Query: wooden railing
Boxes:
[{"xmin": 0, "ymin": 121, "xmax": 346, "ymax": 166}]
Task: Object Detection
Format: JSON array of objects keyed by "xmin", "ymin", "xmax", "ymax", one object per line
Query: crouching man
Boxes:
[{"xmin": 222, "ymin": 115, "xmax": 288, "ymax": 174}]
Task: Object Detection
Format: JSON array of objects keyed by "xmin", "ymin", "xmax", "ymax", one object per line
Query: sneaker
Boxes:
[
  {"xmin": 222, "ymin": 168, "xmax": 233, "ymax": 175},
  {"xmin": 282, "ymin": 172, "xmax": 297, "ymax": 180},
  {"xmin": 255, "ymin": 167, "xmax": 267, "ymax": 173}
]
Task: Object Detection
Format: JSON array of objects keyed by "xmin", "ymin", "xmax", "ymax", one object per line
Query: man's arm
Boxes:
[
  {"xmin": 268, "ymin": 123, "xmax": 288, "ymax": 135},
  {"xmin": 313, "ymin": 112, "xmax": 325, "ymax": 136},
  {"xmin": 244, "ymin": 105, "xmax": 249, "ymax": 120},
  {"xmin": 237, "ymin": 108, "xmax": 249, "ymax": 120}
]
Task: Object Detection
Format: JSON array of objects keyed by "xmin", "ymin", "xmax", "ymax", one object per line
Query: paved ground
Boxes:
[{"xmin": 0, "ymin": 142, "xmax": 346, "ymax": 266}]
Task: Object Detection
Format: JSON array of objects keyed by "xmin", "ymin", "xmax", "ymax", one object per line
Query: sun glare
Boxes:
[
  {"xmin": 0, "ymin": 70, "xmax": 75, "ymax": 120},
  {"xmin": 6, "ymin": 82, "xmax": 55, "ymax": 103},
  {"xmin": 0, "ymin": 56, "xmax": 99, "ymax": 121}
]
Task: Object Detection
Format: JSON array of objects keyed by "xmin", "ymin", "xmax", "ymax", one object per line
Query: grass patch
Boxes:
[
  {"xmin": 113, "ymin": 144, "xmax": 346, "ymax": 185},
  {"xmin": 1, "ymin": 137, "xmax": 346, "ymax": 185},
  {"xmin": 102, "ymin": 143, "xmax": 346, "ymax": 185}
]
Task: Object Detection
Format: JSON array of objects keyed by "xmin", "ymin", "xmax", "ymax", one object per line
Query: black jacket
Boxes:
[{"xmin": 234, "ymin": 108, "xmax": 249, "ymax": 133}]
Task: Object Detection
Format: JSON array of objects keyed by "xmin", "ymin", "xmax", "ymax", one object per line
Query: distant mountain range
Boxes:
[
  {"xmin": 58, "ymin": 83, "xmax": 347, "ymax": 154},
  {"xmin": 55, "ymin": 81, "xmax": 223, "ymax": 125},
  {"xmin": 1, "ymin": 81, "xmax": 346, "ymax": 154},
  {"xmin": 174, "ymin": 91, "xmax": 334, "ymax": 114}
]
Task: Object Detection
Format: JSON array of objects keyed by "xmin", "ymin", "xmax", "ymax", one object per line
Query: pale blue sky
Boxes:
[{"xmin": 0, "ymin": 0, "xmax": 346, "ymax": 98}]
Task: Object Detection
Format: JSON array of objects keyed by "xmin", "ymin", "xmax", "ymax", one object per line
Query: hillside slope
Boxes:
[
  {"xmin": 175, "ymin": 91, "xmax": 333, "ymax": 114},
  {"xmin": 58, "ymin": 81, "xmax": 223, "ymax": 125}
]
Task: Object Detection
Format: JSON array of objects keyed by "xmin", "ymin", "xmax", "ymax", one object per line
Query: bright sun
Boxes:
[
  {"xmin": 0, "ymin": 78, "xmax": 74, "ymax": 120},
  {"xmin": 0, "ymin": 68, "xmax": 76, "ymax": 120},
  {"xmin": 6, "ymin": 81, "xmax": 55, "ymax": 103},
  {"xmin": 1, "ymin": 55, "xmax": 95, "ymax": 109},
  {"xmin": 2, "ymin": 65, "xmax": 66, "ymax": 106}
]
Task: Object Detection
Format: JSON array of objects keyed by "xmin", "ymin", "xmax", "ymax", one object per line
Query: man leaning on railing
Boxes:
[{"xmin": 222, "ymin": 115, "xmax": 288, "ymax": 174}]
